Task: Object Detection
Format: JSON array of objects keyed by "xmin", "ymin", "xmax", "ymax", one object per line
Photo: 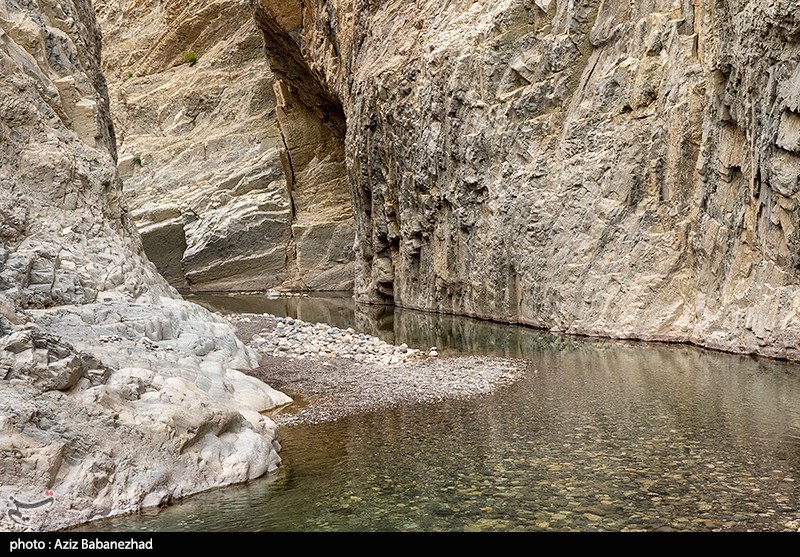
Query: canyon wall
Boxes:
[
  {"xmin": 254, "ymin": 0, "xmax": 800, "ymax": 360},
  {"xmin": 96, "ymin": 0, "xmax": 354, "ymax": 292},
  {"xmin": 0, "ymin": 0, "xmax": 289, "ymax": 531}
]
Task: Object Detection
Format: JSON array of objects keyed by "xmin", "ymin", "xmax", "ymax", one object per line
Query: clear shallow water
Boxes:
[{"xmin": 77, "ymin": 295, "xmax": 800, "ymax": 531}]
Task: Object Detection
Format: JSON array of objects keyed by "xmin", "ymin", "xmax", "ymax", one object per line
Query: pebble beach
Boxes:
[{"xmin": 227, "ymin": 313, "xmax": 528, "ymax": 426}]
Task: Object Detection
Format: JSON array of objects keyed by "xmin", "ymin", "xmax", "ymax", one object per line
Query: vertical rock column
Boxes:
[{"xmin": 255, "ymin": 0, "xmax": 355, "ymax": 292}]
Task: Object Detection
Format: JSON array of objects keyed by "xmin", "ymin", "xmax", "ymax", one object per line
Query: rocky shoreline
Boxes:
[{"xmin": 227, "ymin": 313, "xmax": 528, "ymax": 426}]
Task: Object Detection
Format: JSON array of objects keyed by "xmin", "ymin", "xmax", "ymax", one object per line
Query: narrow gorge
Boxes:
[
  {"xmin": 97, "ymin": 0, "xmax": 354, "ymax": 293},
  {"xmin": 98, "ymin": 0, "xmax": 800, "ymax": 361},
  {"xmin": 2, "ymin": 0, "xmax": 800, "ymax": 533}
]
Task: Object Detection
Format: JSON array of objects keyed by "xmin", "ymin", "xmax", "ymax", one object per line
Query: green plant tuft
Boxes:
[
  {"xmin": 132, "ymin": 155, "xmax": 142, "ymax": 166},
  {"xmin": 183, "ymin": 51, "xmax": 198, "ymax": 67}
]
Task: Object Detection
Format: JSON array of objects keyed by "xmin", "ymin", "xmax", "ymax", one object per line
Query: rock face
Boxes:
[
  {"xmin": 0, "ymin": 0, "xmax": 289, "ymax": 531},
  {"xmin": 95, "ymin": 0, "xmax": 354, "ymax": 292},
  {"xmin": 254, "ymin": 0, "xmax": 800, "ymax": 360}
]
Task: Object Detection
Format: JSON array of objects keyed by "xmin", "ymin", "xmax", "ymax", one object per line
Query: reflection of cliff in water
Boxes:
[
  {"xmin": 383, "ymin": 307, "xmax": 579, "ymax": 359},
  {"xmin": 190, "ymin": 293, "xmax": 580, "ymax": 357},
  {"xmin": 79, "ymin": 305, "xmax": 800, "ymax": 531},
  {"xmin": 355, "ymin": 302, "xmax": 595, "ymax": 360},
  {"xmin": 187, "ymin": 293, "xmax": 357, "ymax": 331},
  {"xmin": 188, "ymin": 293, "xmax": 692, "ymax": 361}
]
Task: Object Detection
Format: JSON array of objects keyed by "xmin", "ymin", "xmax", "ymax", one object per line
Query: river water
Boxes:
[{"xmin": 77, "ymin": 293, "xmax": 800, "ymax": 531}]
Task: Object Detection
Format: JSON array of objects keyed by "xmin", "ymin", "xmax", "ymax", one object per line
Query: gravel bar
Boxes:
[{"xmin": 227, "ymin": 313, "xmax": 528, "ymax": 426}]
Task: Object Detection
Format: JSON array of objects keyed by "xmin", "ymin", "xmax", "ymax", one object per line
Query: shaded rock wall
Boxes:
[
  {"xmin": 254, "ymin": 0, "xmax": 800, "ymax": 360},
  {"xmin": 96, "ymin": 0, "xmax": 354, "ymax": 292},
  {"xmin": 1, "ymin": 0, "xmax": 289, "ymax": 531}
]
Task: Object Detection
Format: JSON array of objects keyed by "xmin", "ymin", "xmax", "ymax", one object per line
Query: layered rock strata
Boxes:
[
  {"xmin": 254, "ymin": 0, "xmax": 800, "ymax": 360},
  {"xmin": 95, "ymin": 0, "xmax": 354, "ymax": 292},
  {"xmin": 0, "ymin": 0, "xmax": 289, "ymax": 531}
]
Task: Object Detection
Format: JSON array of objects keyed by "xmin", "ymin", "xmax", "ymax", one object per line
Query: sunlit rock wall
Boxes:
[
  {"xmin": 254, "ymin": 0, "xmax": 800, "ymax": 360},
  {"xmin": 97, "ymin": 0, "xmax": 354, "ymax": 293}
]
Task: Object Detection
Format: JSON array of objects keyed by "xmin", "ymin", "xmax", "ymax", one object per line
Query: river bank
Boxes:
[
  {"xmin": 227, "ymin": 313, "xmax": 528, "ymax": 426},
  {"xmin": 70, "ymin": 301, "xmax": 800, "ymax": 532}
]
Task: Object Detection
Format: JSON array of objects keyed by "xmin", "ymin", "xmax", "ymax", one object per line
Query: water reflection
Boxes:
[
  {"xmin": 186, "ymin": 292, "xmax": 357, "ymax": 332},
  {"xmin": 81, "ymin": 295, "xmax": 800, "ymax": 531},
  {"xmin": 189, "ymin": 292, "xmax": 582, "ymax": 358}
]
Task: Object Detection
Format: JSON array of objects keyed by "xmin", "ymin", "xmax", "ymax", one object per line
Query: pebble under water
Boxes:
[{"xmin": 77, "ymin": 294, "xmax": 800, "ymax": 532}]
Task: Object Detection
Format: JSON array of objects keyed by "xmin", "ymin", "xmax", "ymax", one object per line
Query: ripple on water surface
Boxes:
[{"xmin": 78, "ymin": 295, "xmax": 800, "ymax": 532}]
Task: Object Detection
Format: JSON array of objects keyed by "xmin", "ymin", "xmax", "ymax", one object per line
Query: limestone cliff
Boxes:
[
  {"xmin": 1, "ymin": 0, "xmax": 289, "ymax": 531},
  {"xmin": 254, "ymin": 0, "xmax": 800, "ymax": 360},
  {"xmin": 95, "ymin": 0, "xmax": 354, "ymax": 292}
]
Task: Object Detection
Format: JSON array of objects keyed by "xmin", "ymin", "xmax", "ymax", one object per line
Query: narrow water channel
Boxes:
[{"xmin": 76, "ymin": 294, "xmax": 800, "ymax": 531}]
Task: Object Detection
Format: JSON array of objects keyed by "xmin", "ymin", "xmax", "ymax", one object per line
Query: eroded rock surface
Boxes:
[
  {"xmin": 1, "ymin": 0, "xmax": 289, "ymax": 531},
  {"xmin": 254, "ymin": 0, "xmax": 800, "ymax": 360},
  {"xmin": 96, "ymin": 0, "xmax": 354, "ymax": 292}
]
